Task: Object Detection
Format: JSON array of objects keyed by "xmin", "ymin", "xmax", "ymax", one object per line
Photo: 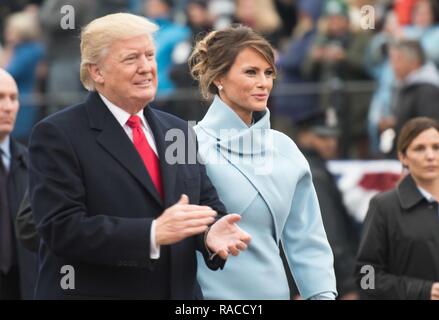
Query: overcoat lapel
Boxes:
[
  {"xmin": 144, "ymin": 107, "xmax": 178, "ymax": 208},
  {"xmin": 85, "ymin": 92, "xmax": 163, "ymax": 206}
]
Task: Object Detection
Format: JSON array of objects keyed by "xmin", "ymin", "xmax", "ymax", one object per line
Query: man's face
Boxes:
[
  {"xmin": 94, "ymin": 35, "xmax": 158, "ymax": 113},
  {"xmin": 144, "ymin": 0, "xmax": 170, "ymax": 18},
  {"xmin": 389, "ymin": 48, "xmax": 418, "ymax": 81},
  {"xmin": 326, "ymin": 15, "xmax": 350, "ymax": 37},
  {"xmin": 312, "ymin": 134, "xmax": 338, "ymax": 159},
  {"xmin": 0, "ymin": 71, "xmax": 19, "ymax": 140}
]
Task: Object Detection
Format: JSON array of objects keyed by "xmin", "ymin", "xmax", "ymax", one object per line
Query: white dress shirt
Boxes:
[
  {"xmin": 99, "ymin": 93, "xmax": 160, "ymax": 259},
  {"xmin": 0, "ymin": 136, "xmax": 11, "ymax": 171},
  {"xmin": 418, "ymin": 186, "xmax": 437, "ymax": 203}
]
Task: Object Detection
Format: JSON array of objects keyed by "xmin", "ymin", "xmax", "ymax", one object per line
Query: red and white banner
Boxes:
[{"xmin": 327, "ymin": 160, "xmax": 402, "ymax": 223}]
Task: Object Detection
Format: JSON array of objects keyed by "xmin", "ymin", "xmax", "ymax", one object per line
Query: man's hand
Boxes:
[
  {"xmin": 155, "ymin": 194, "xmax": 217, "ymax": 245},
  {"xmin": 206, "ymin": 214, "xmax": 251, "ymax": 259},
  {"xmin": 431, "ymin": 282, "xmax": 439, "ymax": 300}
]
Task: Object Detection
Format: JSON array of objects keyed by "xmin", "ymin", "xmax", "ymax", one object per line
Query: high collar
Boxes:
[
  {"xmin": 397, "ymin": 174, "xmax": 428, "ymax": 210},
  {"xmin": 197, "ymin": 95, "xmax": 271, "ymax": 155},
  {"xmin": 198, "ymin": 95, "xmax": 270, "ymax": 133}
]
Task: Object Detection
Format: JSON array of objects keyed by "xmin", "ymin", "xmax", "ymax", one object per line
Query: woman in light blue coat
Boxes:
[{"xmin": 189, "ymin": 25, "xmax": 337, "ymax": 300}]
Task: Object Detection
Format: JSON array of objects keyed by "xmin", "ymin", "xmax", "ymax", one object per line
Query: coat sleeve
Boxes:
[
  {"xmin": 192, "ymin": 128, "xmax": 227, "ymax": 270},
  {"xmin": 29, "ymin": 120, "xmax": 155, "ymax": 268},
  {"xmin": 356, "ymin": 196, "xmax": 433, "ymax": 300},
  {"xmin": 15, "ymin": 189, "xmax": 40, "ymax": 253},
  {"xmin": 281, "ymin": 169, "xmax": 337, "ymax": 299}
]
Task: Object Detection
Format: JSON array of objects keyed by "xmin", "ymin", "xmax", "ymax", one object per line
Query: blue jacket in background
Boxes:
[{"xmin": 6, "ymin": 41, "xmax": 45, "ymax": 141}]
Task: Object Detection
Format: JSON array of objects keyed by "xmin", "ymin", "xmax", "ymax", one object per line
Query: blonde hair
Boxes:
[
  {"xmin": 80, "ymin": 13, "xmax": 158, "ymax": 91},
  {"xmin": 189, "ymin": 25, "xmax": 276, "ymax": 100},
  {"xmin": 6, "ymin": 11, "xmax": 41, "ymax": 42}
]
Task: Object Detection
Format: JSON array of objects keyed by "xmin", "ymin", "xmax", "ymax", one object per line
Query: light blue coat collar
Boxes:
[
  {"xmin": 198, "ymin": 95, "xmax": 270, "ymax": 132},
  {"xmin": 197, "ymin": 95, "xmax": 271, "ymax": 155},
  {"xmin": 196, "ymin": 96, "xmax": 288, "ymax": 240}
]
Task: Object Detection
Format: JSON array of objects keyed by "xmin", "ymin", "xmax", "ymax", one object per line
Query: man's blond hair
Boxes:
[{"xmin": 80, "ymin": 13, "xmax": 158, "ymax": 91}]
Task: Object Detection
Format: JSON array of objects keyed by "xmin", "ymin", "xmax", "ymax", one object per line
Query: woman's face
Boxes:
[
  {"xmin": 216, "ymin": 47, "xmax": 274, "ymax": 124},
  {"xmin": 399, "ymin": 128, "xmax": 439, "ymax": 183},
  {"xmin": 413, "ymin": 0, "xmax": 434, "ymax": 28}
]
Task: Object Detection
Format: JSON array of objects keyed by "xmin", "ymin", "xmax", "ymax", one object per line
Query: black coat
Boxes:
[
  {"xmin": 15, "ymin": 189, "xmax": 39, "ymax": 253},
  {"xmin": 356, "ymin": 174, "xmax": 439, "ymax": 299},
  {"xmin": 28, "ymin": 92, "xmax": 226, "ymax": 299},
  {"xmin": 5, "ymin": 139, "xmax": 38, "ymax": 299},
  {"xmin": 303, "ymin": 149, "xmax": 359, "ymax": 297},
  {"xmin": 395, "ymin": 83, "xmax": 439, "ymax": 136}
]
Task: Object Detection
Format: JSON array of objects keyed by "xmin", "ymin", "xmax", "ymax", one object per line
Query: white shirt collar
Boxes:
[
  {"xmin": 0, "ymin": 135, "xmax": 11, "ymax": 159},
  {"xmin": 417, "ymin": 186, "xmax": 437, "ymax": 203},
  {"xmin": 98, "ymin": 93, "xmax": 148, "ymax": 129}
]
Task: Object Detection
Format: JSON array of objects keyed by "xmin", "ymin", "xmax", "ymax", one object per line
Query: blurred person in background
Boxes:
[
  {"xmin": 0, "ymin": 1, "xmax": 42, "ymax": 43},
  {"xmin": 403, "ymin": 0, "xmax": 439, "ymax": 67},
  {"xmin": 0, "ymin": 10, "xmax": 45, "ymax": 143},
  {"xmin": 208, "ymin": 0, "xmax": 235, "ymax": 30},
  {"xmin": 357, "ymin": 117, "xmax": 439, "ymax": 300},
  {"xmin": 0, "ymin": 69, "xmax": 37, "ymax": 300},
  {"xmin": 295, "ymin": 111, "xmax": 360, "ymax": 300},
  {"xmin": 39, "ymin": 0, "xmax": 95, "ymax": 115},
  {"xmin": 394, "ymin": 0, "xmax": 420, "ymax": 26},
  {"xmin": 233, "ymin": 0, "xmax": 283, "ymax": 48},
  {"xmin": 273, "ymin": 0, "xmax": 298, "ymax": 46},
  {"xmin": 365, "ymin": 11, "xmax": 401, "ymax": 156},
  {"xmin": 169, "ymin": 0, "xmax": 215, "ymax": 121},
  {"xmin": 274, "ymin": 0, "xmax": 324, "ymax": 128},
  {"xmin": 143, "ymin": 0, "xmax": 190, "ymax": 100},
  {"xmin": 303, "ymin": 0, "xmax": 372, "ymax": 158},
  {"xmin": 379, "ymin": 39, "xmax": 439, "ymax": 154},
  {"xmin": 367, "ymin": 0, "xmax": 439, "ymax": 156}
]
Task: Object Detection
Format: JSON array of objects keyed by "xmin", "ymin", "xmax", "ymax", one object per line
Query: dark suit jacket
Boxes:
[
  {"xmin": 356, "ymin": 174, "xmax": 439, "ymax": 300},
  {"xmin": 303, "ymin": 149, "xmax": 359, "ymax": 297},
  {"xmin": 28, "ymin": 92, "xmax": 226, "ymax": 299},
  {"xmin": 5, "ymin": 139, "xmax": 38, "ymax": 299},
  {"xmin": 395, "ymin": 83, "xmax": 439, "ymax": 138},
  {"xmin": 15, "ymin": 189, "xmax": 39, "ymax": 253}
]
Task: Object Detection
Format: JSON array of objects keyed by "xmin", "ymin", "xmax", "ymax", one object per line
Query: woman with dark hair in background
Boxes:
[{"xmin": 357, "ymin": 117, "xmax": 439, "ymax": 300}]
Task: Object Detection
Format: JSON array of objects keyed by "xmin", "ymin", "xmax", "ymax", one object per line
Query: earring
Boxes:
[{"xmin": 218, "ymin": 85, "xmax": 223, "ymax": 91}]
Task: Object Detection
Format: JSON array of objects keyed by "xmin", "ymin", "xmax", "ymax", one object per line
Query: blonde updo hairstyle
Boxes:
[{"xmin": 189, "ymin": 25, "xmax": 277, "ymax": 100}]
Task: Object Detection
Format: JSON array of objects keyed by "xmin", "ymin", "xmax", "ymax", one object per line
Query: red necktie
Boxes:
[{"xmin": 126, "ymin": 115, "xmax": 164, "ymax": 199}]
